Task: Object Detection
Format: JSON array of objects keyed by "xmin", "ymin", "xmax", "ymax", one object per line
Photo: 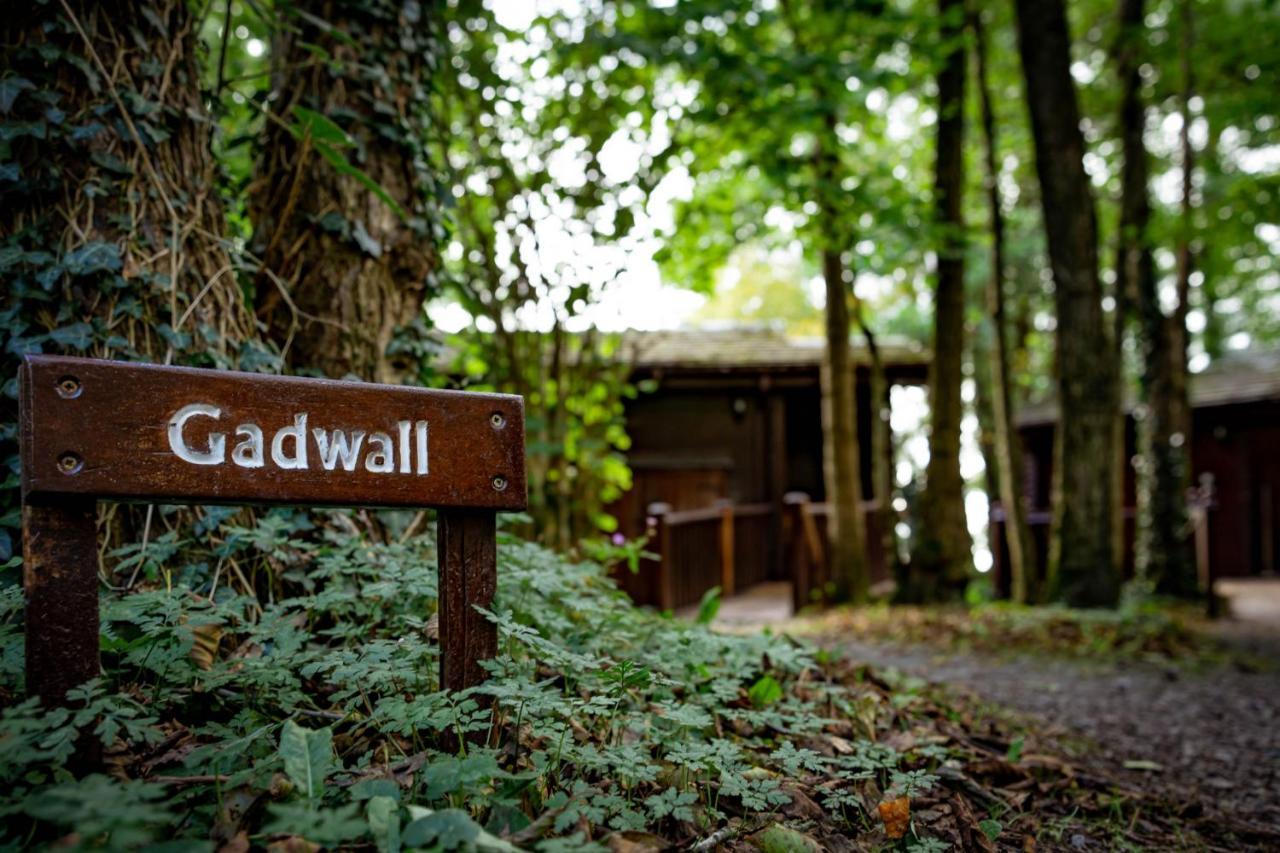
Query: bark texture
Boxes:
[
  {"xmin": 972, "ymin": 6, "xmax": 1035, "ymax": 603},
  {"xmin": 251, "ymin": 0, "xmax": 440, "ymax": 382},
  {"xmin": 0, "ymin": 0, "xmax": 251, "ymax": 356},
  {"xmin": 821, "ymin": 249, "xmax": 869, "ymax": 603},
  {"xmin": 909, "ymin": 0, "xmax": 972, "ymax": 601},
  {"xmin": 1013, "ymin": 0, "xmax": 1120, "ymax": 606}
]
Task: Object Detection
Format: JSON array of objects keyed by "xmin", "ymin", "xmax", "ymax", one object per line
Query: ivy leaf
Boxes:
[
  {"xmin": 313, "ymin": 140, "xmax": 408, "ymax": 221},
  {"xmin": 748, "ymin": 675, "xmax": 783, "ymax": 708},
  {"xmin": 89, "ymin": 150, "xmax": 133, "ymax": 176},
  {"xmin": 979, "ymin": 819, "xmax": 1002, "ymax": 841},
  {"xmin": 48, "ymin": 323, "xmax": 93, "ymax": 351},
  {"xmin": 695, "ymin": 585, "xmax": 721, "ymax": 625},
  {"xmin": 279, "ymin": 719, "xmax": 333, "ymax": 799},
  {"xmin": 402, "ymin": 809, "xmax": 480, "ymax": 849},
  {"xmin": 63, "ymin": 241, "xmax": 122, "ymax": 276},
  {"xmin": 352, "ymin": 220, "xmax": 383, "ymax": 257},
  {"xmin": 0, "ymin": 76, "xmax": 35, "ymax": 114},
  {"xmin": 292, "ymin": 105, "xmax": 354, "ymax": 147},
  {"xmin": 402, "ymin": 807, "xmax": 518, "ymax": 851},
  {"xmin": 367, "ymin": 796, "xmax": 401, "ymax": 853}
]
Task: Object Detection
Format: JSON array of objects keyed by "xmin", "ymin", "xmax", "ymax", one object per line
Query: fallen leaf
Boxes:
[
  {"xmin": 1122, "ymin": 760, "xmax": 1164, "ymax": 772},
  {"xmin": 878, "ymin": 796, "xmax": 911, "ymax": 839}
]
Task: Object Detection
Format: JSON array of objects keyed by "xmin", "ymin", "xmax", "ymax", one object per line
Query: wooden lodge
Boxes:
[
  {"xmin": 995, "ymin": 350, "xmax": 1280, "ymax": 592},
  {"xmin": 608, "ymin": 327, "xmax": 928, "ymax": 610},
  {"xmin": 606, "ymin": 329, "xmax": 1279, "ymax": 611}
]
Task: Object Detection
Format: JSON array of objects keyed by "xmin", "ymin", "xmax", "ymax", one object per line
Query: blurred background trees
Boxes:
[{"xmin": 3, "ymin": 0, "xmax": 1279, "ymax": 606}]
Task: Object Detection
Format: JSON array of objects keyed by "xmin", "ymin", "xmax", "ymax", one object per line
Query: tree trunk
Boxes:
[
  {"xmin": 1, "ymin": 0, "xmax": 254, "ymax": 561},
  {"xmin": 1, "ymin": 1, "xmax": 251, "ymax": 360},
  {"xmin": 1013, "ymin": 0, "xmax": 1120, "ymax": 607},
  {"xmin": 855, "ymin": 302, "xmax": 899, "ymax": 582},
  {"xmin": 251, "ymin": 0, "xmax": 440, "ymax": 382},
  {"xmin": 821, "ymin": 249, "xmax": 869, "ymax": 603},
  {"xmin": 909, "ymin": 0, "xmax": 972, "ymax": 601},
  {"xmin": 971, "ymin": 5, "xmax": 1035, "ymax": 603}
]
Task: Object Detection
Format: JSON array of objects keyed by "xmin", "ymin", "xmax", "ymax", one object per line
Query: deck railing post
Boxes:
[
  {"xmin": 715, "ymin": 499, "xmax": 736, "ymax": 596},
  {"xmin": 784, "ymin": 492, "xmax": 812, "ymax": 612},
  {"xmin": 646, "ymin": 502, "xmax": 674, "ymax": 610}
]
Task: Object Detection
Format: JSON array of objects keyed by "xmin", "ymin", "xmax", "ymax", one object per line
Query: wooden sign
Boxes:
[{"xmin": 19, "ymin": 355, "xmax": 527, "ymax": 704}]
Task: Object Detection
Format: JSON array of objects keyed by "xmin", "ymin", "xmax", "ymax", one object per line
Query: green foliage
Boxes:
[{"xmin": 0, "ymin": 521, "xmax": 958, "ymax": 848}]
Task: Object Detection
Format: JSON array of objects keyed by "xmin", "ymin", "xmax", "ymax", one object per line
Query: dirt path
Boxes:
[{"xmin": 837, "ymin": 621, "xmax": 1280, "ymax": 837}]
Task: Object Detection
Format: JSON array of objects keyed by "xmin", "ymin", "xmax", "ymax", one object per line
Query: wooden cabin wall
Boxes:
[
  {"xmin": 1011, "ymin": 400, "xmax": 1280, "ymax": 584},
  {"xmin": 1194, "ymin": 400, "xmax": 1280, "ymax": 578}
]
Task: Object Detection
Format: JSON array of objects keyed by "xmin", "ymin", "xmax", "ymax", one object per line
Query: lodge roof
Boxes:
[
  {"xmin": 619, "ymin": 326, "xmax": 929, "ymax": 372},
  {"xmin": 1017, "ymin": 349, "xmax": 1280, "ymax": 426}
]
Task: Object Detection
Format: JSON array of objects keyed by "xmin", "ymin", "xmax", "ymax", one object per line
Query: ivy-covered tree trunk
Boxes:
[
  {"xmin": 1014, "ymin": 0, "xmax": 1120, "ymax": 607},
  {"xmin": 972, "ymin": 5, "xmax": 1035, "ymax": 603},
  {"xmin": 1, "ymin": 0, "xmax": 253, "ymax": 559},
  {"xmin": 821, "ymin": 248, "xmax": 869, "ymax": 603},
  {"xmin": 1, "ymin": 1, "xmax": 251, "ymax": 361},
  {"xmin": 909, "ymin": 0, "xmax": 972, "ymax": 602},
  {"xmin": 250, "ymin": 0, "xmax": 442, "ymax": 382}
]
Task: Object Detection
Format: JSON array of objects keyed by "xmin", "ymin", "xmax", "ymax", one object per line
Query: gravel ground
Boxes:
[{"xmin": 837, "ymin": 620, "xmax": 1280, "ymax": 838}]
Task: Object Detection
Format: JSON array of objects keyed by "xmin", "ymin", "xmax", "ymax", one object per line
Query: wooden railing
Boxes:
[{"xmin": 643, "ymin": 493, "xmax": 890, "ymax": 611}]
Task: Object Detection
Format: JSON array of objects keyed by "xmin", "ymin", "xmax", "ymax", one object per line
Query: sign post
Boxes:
[{"xmin": 19, "ymin": 355, "xmax": 526, "ymax": 705}]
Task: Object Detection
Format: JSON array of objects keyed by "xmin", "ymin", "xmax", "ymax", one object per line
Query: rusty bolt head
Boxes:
[
  {"xmin": 57, "ymin": 452, "xmax": 83, "ymax": 475},
  {"xmin": 56, "ymin": 375, "xmax": 82, "ymax": 399},
  {"xmin": 490, "ymin": 412, "xmax": 506, "ymax": 429},
  {"xmin": 491, "ymin": 475, "xmax": 508, "ymax": 492}
]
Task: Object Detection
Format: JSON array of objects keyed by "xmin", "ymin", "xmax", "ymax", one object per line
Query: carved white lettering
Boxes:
[
  {"xmin": 168, "ymin": 403, "xmax": 225, "ymax": 466},
  {"xmin": 397, "ymin": 420, "xmax": 412, "ymax": 474},
  {"xmin": 415, "ymin": 420, "xmax": 428, "ymax": 476},
  {"xmin": 166, "ymin": 405, "xmax": 430, "ymax": 476},
  {"xmin": 232, "ymin": 424, "xmax": 264, "ymax": 468},
  {"xmin": 271, "ymin": 413, "xmax": 309, "ymax": 470},
  {"xmin": 365, "ymin": 432, "xmax": 394, "ymax": 473},
  {"xmin": 314, "ymin": 428, "xmax": 366, "ymax": 472}
]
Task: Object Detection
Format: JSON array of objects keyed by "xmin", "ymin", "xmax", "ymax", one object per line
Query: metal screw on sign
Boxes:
[
  {"xmin": 57, "ymin": 452, "xmax": 83, "ymax": 475},
  {"xmin": 492, "ymin": 475, "xmax": 508, "ymax": 491},
  {"xmin": 56, "ymin": 375, "xmax": 82, "ymax": 399},
  {"xmin": 490, "ymin": 412, "xmax": 506, "ymax": 429}
]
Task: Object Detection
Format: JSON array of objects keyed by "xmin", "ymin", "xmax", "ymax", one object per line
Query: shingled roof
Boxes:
[
  {"xmin": 1017, "ymin": 348, "xmax": 1280, "ymax": 426},
  {"xmin": 619, "ymin": 326, "xmax": 929, "ymax": 371}
]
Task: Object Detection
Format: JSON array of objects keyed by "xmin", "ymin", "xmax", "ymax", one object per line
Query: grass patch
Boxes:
[{"xmin": 793, "ymin": 600, "xmax": 1257, "ymax": 668}]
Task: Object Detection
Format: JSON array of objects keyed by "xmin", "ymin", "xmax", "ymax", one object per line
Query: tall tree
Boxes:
[
  {"xmin": 0, "ymin": 0, "xmax": 257, "ymax": 558},
  {"xmin": 908, "ymin": 0, "xmax": 973, "ymax": 601},
  {"xmin": 1115, "ymin": 0, "xmax": 1195, "ymax": 595},
  {"xmin": 971, "ymin": 5, "xmax": 1035, "ymax": 603},
  {"xmin": 250, "ymin": 0, "xmax": 443, "ymax": 382},
  {"xmin": 1013, "ymin": 0, "xmax": 1120, "ymax": 606},
  {"xmin": 554, "ymin": 0, "xmax": 932, "ymax": 601}
]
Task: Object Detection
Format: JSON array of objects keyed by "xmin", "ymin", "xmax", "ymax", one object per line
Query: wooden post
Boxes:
[
  {"xmin": 716, "ymin": 499, "xmax": 736, "ymax": 596},
  {"xmin": 23, "ymin": 498, "xmax": 99, "ymax": 705},
  {"xmin": 437, "ymin": 510, "xmax": 498, "ymax": 692},
  {"xmin": 647, "ymin": 502, "xmax": 673, "ymax": 610},
  {"xmin": 784, "ymin": 492, "xmax": 811, "ymax": 612},
  {"xmin": 765, "ymin": 388, "xmax": 788, "ymax": 580}
]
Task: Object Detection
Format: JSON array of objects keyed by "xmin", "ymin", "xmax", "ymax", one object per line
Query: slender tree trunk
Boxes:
[
  {"xmin": 855, "ymin": 303, "xmax": 899, "ymax": 582},
  {"xmin": 1155, "ymin": 0, "xmax": 1197, "ymax": 596},
  {"xmin": 1013, "ymin": 0, "xmax": 1120, "ymax": 607},
  {"xmin": 910, "ymin": 0, "xmax": 972, "ymax": 601},
  {"xmin": 822, "ymin": 248, "xmax": 869, "ymax": 603},
  {"xmin": 971, "ymin": 5, "xmax": 1035, "ymax": 603},
  {"xmin": 251, "ymin": 0, "xmax": 440, "ymax": 382}
]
